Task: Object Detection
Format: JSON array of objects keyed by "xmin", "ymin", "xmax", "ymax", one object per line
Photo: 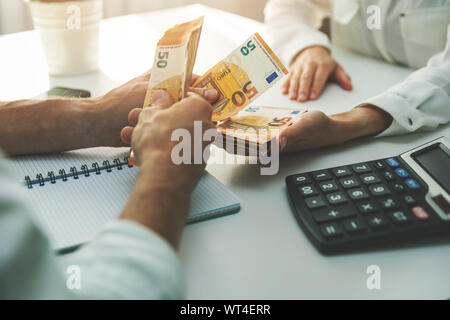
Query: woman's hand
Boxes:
[
  {"xmin": 279, "ymin": 105, "xmax": 393, "ymax": 153},
  {"xmin": 282, "ymin": 46, "xmax": 353, "ymax": 102}
]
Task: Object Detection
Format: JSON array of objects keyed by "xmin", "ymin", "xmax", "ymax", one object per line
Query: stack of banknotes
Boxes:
[{"xmin": 130, "ymin": 17, "xmax": 305, "ymax": 164}]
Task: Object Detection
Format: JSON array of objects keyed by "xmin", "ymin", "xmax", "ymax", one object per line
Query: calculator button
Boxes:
[
  {"xmin": 389, "ymin": 211, "xmax": 412, "ymax": 225},
  {"xmin": 344, "ymin": 218, "xmax": 368, "ymax": 234},
  {"xmin": 298, "ymin": 185, "xmax": 319, "ymax": 197},
  {"xmin": 367, "ymin": 215, "xmax": 390, "ymax": 230},
  {"xmin": 326, "ymin": 192, "xmax": 348, "ymax": 205},
  {"xmin": 404, "ymin": 195, "xmax": 416, "ymax": 205},
  {"xmin": 352, "ymin": 163, "xmax": 371, "ymax": 173},
  {"xmin": 348, "ymin": 188, "xmax": 370, "ymax": 201},
  {"xmin": 369, "ymin": 185, "xmax": 391, "ymax": 196},
  {"xmin": 373, "ymin": 161, "xmax": 386, "ymax": 169},
  {"xmin": 386, "ymin": 158, "xmax": 400, "ymax": 167},
  {"xmin": 380, "ymin": 197, "xmax": 399, "ymax": 210},
  {"xmin": 320, "ymin": 223, "xmax": 344, "ymax": 239},
  {"xmin": 319, "ymin": 181, "xmax": 339, "ymax": 193},
  {"xmin": 313, "ymin": 206, "xmax": 356, "ymax": 223},
  {"xmin": 391, "ymin": 182, "xmax": 406, "ymax": 193},
  {"xmin": 305, "ymin": 196, "xmax": 326, "ymax": 209},
  {"xmin": 381, "ymin": 171, "xmax": 395, "ymax": 181},
  {"xmin": 339, "ymin": 177, "xmax": 360, "ymax": 189},
  {"xmin": 412, "ymin": 206, "xmax": 429, "ymax": 220},
  {"xmin": 405, "ymin": 179, "xmax": 421, "ymax": 190},
  {"xmin": 395, "ymin": 168, "xmax": 410, "ymax": 178},
  {"xmin": 332, "ymin": 167, "xmax": 352, "ymax": 177},
  {"xmin": 293, "ymin": 174, "xmax": 311, "ymax": 185},
  {"xmin": 313, "ymin": 171, "xmax": 332, "ymax": 181},
  {"xmin": 360, "ymin": 173, "xmax": 381, "ymax": 185},
  {"xmin": 358, "ymin": 201, "xmax": 379, "ymax": 214}
]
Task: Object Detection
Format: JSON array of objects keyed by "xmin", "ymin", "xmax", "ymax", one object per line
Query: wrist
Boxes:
[
  {"xmin": 292, "ymin": 45, "xmax": 330, "ymax": 64},
  {"xmin": 139, "ymin": 158, "xmax": 201, "ymax": 194},
  {"xmin": 329, "ymin": 104, "xmax": 393, "ymax": 142},
  {"xmin": 76, "ymin": 96, "xmax": 123, "ymax": 147}
]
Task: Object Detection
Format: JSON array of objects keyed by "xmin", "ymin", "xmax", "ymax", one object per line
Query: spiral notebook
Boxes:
[{"xmin": 7, "ymin": 147, "xmax": 240, "ymax": 250}]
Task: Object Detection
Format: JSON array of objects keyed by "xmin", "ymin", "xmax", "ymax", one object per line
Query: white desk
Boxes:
[{"xmin": 1, "ymin": 4, "xmax": 449, "ymax": 299}]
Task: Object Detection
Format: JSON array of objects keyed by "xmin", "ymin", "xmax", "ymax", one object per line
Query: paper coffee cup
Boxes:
[{"xmin": 28, "ymin": 0, "xmax": 103, "ymax": 76}]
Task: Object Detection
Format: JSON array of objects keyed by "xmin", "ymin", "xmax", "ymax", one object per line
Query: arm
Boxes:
[
  {"xmin": 61, "ymin": 92, "xmax": 215, "ymax": 299},
  {"xmin": 265, "ymin": 0, "xmax": 331, "ymax": 65},
  {"xmin": 362, "ymin": 26, "xmax": 450, "ymax": 137},
  {"xmin": 0, "ymin": 71, "xmax": 152, "ymax": 156},
  {"xmin": 0, "ymin": 71, "xmax": 217, "ymax": 156},
  {"xmin": 1, "ymin": 91, "xmax": 215, "ymax": 299}
]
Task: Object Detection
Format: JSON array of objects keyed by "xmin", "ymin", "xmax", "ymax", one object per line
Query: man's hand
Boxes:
[
  {"xmin": 98, "ymin": 71, "xmax": 218, "ymax": 147},
  {"xmin": 282, "ymin": 46, "xmax": 353, "ymax": 102},
  {"xmin": 120, "ymin": 90, "xmax": 216, "ymax": 248},
  {"xmin": 279, "ymin": 105, "xmax": 392, "ymax": 153}
]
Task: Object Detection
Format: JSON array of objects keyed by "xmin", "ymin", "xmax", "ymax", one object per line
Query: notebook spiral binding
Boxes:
[{"xmin": 24, "ymin": 156, "xmax": 133, "ymax": 189}]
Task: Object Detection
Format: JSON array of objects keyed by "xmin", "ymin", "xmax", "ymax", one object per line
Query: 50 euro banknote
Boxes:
[
  {"xmin": 129, "ymin": 17, "xmax": 204, "ymax": 165},
  {"xmin": 193, "ymin": 33, "xmax": 288, "ymax": 122},
  {"xmin": 216, "ymin": 106, "xmax": 306, "ymax": 155},
  {"xmin": 142, "ymin": 16, "xmax": 204, "ymax": 107}
]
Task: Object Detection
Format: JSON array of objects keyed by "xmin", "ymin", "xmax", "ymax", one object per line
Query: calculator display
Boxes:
[{"xmin": 413, "ymin": 144, "xmax": 450, "ymax": 194}]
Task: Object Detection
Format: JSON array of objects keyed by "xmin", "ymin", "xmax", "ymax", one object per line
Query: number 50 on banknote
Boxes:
[{"xmin": 194, "ymin": 33, "xmax": 288, "ymax": 122}]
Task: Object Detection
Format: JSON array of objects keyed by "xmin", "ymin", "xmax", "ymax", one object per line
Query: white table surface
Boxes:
[{"xmin": 1, "ymin": 4, "xmax": 449, "ymax": 299}]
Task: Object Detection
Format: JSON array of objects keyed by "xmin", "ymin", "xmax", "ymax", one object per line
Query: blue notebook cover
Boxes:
[{"xmin": 8, "ymin": 147, "xmax": 240, "ymax": 250}]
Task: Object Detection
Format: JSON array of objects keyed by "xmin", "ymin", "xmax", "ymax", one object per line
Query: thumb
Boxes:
[{"xmin": 189, "ymin": 87, "xmax": 219, "ymax": 103}]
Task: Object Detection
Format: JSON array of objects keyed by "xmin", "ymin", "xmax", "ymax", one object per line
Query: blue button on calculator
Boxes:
[
  {"xmin": 386, "ymin": 158, "xmax": 400, "ymax": 167},
  {"xmin": 405, "ymin": 179, "xmax": 420, "ymax": 189},
  {"xmin": 395, "ymin": 168, "xmax": 410, "ymax": 178}
]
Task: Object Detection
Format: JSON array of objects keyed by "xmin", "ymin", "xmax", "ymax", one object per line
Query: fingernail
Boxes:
[
  {"xmin": 310, "ymin": 92, "xmax": 317, "ymax": 100},
  {"xmin": 280, "ymin": 137, "xmax": 287, "ymax": 151},
  {"xmin": 204, "ymin": 89, "xmax": 218, "ymax": 100},
  {"xmin": 298, "ymin": 93, "xmax": 307, "ymax": 101}
]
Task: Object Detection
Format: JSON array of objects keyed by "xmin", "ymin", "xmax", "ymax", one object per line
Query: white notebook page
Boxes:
[{"xmin": 7, "ymin": 147, "xmax": 240, "ymax": 250}]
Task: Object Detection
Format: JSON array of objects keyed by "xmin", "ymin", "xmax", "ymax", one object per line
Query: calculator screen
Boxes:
[{"xmin": 413, "ymin": 144, "xmax": 450, "ymax": 194}]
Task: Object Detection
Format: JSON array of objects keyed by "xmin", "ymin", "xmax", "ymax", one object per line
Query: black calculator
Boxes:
[{"xmin": 286, "ymin": 137, "xmax": 450, "ymax": 254}]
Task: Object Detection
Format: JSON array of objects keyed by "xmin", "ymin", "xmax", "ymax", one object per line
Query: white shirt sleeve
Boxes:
[
  {"xmin": 59, "ymin": 220, "xmax": 185, "ymax": 300},
  {"xmin": 366, "ymin": 26, "xmax": 450, "ymax": 137},
  {"xmin": 264, "ymin": 0, "xmax": 332, "ymax": 65},
  {"xmin": 0, "ymin": 156, "xmax": 184, "ymax": 300}
]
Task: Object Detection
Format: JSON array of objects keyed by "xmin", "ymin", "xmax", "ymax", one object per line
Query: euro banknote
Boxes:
[
  {"xmin": 129, "ymin": 17, "xmax": 204, "ymax": 165},
  {"xmin": 216, "ymin": 106, "xmax": 306, "ymax": 154},
  {"xmin": 193, "ymin": 33, "xmax": 288, "ymax": 122},
  {"xmin": 142, "ymin": 16, "xmax": 204, "ymax": 107}
]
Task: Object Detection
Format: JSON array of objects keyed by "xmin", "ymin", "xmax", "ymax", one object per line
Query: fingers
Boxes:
[
  {"xmin": 310, "ymin": 66, "xmax": 332, "ymax": 101},
  {"xmin": 128, "ymin": 108, "xmax": 142, "ymax": 126},
  {"xmin": 178, "ymin": 93, "xmax": 214, "ymax": 126},
  {"xmin": 333, "ymin": 66, "xmax": 353, "ymax": 91},
  {"xmin": 281, "ymin": 72, "xmax": 292, "ymax": 95},
  {"xmin": 120, "ymin": 126, "xmax": 134, "ymax": 144},
  {"xmin": 297, "ymin": 65, "xmax": 316, "ymax": 102},
  {"xmin": 188, "ymin": 87, "xmax": 219, "ymax": 103},
  {"xmin": 288, "ymin": 69, "xmax": 301, "ymax": 100}
]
